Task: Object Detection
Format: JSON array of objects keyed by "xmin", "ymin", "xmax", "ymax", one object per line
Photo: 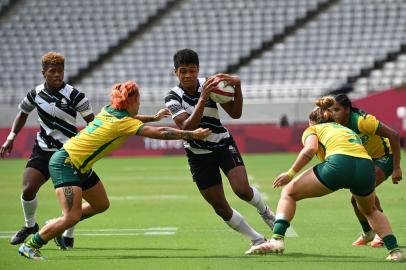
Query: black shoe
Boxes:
[
  {"xmin": 10, "ymin": 223, "xmax": 39, "ymax": 245},
  {"xmin": 63, "ymin": 237, "xmax": 74, "ymax": 249}
]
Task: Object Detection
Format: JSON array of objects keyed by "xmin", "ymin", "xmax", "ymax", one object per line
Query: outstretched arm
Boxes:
[
  {"xmin": 376, "ymin": 122, "xmax": 402, "ymax": 184},
  {"xmin": 0, "ymin": 111, "xmax": 29, "ymax": 158},
  {"xmin": 138, "ymin": 126, "xmax": 211, "ymax": 140},
  {"xmin": 273, "ymin": 134, "xmax": 318, "ymax": 188},
  {"xmin": 134, "ymin": 108, "xmax": 171, "ymax": 123}
]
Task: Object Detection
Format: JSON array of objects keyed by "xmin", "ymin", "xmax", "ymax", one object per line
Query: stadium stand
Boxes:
[
  {"xmin": 0, "ymin": 0, "xmax": 405, "ymax": 108},
  {"xmin": 238, "ymin": 0, "xmax": 406, "ymax": 100},
  {"xmin": 0, "ymin": 0, "xmax": 171, "ymax": 103}
]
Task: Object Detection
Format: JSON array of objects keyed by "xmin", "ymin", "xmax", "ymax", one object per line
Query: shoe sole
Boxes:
[
  {"xmin": 18, "ymin": 250, "xmax": 43, "ymax": 260},
  {"xmin": 371, "ymin": 242, "xmax": 384, "ymax": 248},
  {"xmin": 247, "ymin": 248, "xmax": 284, "ymax": 255}
]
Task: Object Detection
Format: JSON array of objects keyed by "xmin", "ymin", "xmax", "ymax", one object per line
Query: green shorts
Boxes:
[
  {"xmin": 314, "ymin": 154, "xmax": 375, "ymax": 196},
  {"xmin": 48, "ymin": 148, "xmax": 100, "ymax": 189},
  {"xmin": 373, "ymin": 154, "xmax": 393, "ymax": 179}
]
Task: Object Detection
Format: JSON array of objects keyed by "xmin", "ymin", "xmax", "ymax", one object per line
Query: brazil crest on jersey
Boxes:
[
  {"xmin": 64, "ymin": 106, "xmax": 144, "ymax": 173},
  {"xmin": 302, "ymin": 122, "xmax": 371, "ymax": 161},
  {"xmin": 346, "ymin": 110, "xmax": 391, "ymax": 159}
]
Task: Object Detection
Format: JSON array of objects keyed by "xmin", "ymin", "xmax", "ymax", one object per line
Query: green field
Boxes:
[{"xmin": 0, "ymin": 153, "xmax": 405, "ymax": 270}]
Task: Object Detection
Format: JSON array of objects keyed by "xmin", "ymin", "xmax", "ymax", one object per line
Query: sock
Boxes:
[
  {"xmin": 226, "ymin": 208, "xmax": 264, "ymax": 241},
  {"xmin": 359, "ymin": 219, "xmax": 372, "ymax": 233},
  {"xmin": 248, "ymin": 187, "xmax": 267, "ymax": 214},
  {"xmin": 63, "ymin": 226, "xmax": 75, "ymax": 238},
  {"xmin": 272, "ymin": 218, "xmax": 290, "ymax": 238},
  {"xmin": 383, "ymin": 234, "xmax": 399, "ymax": 251},
  {"xmin": 21, "ymin": 195, "xmax": 38, "ymax": 228},
  {"xmin": 27, "ymin": 233, "xmax": 47, "ymax": 249}
]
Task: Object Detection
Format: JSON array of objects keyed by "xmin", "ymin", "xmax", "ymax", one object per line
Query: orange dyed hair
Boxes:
[
  {"xmin": 110, "ymin": 81, "xmax": 139, "ymax": 110},
  {"xmin": 42, "ymin": 51, "xmax": 65, "ymax": 69}
]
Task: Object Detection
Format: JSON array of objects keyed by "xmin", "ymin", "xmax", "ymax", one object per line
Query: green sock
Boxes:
[
  {"xmin": 383, "ymin": 234, "xmax": 398, "ymax": 251},
  {"xmin": 272, "ymin": 219, "xmax": 290, "ymax": 238},
  {"xmin": 26, "ymin": 233, "xmax": 47, "ymax": 249},
  {"xmin": 359, "ymin": 220, "xmax": 372, "ymax": 233}
]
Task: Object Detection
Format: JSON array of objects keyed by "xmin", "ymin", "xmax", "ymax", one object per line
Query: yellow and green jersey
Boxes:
[
  {"xmin": 347, "ymin": 109, "xmax": 391, "ymax": 159},
  {"xmin": 64, "ymin": 106, "xmax": 144, "ymax": 173},
  {"xmin": 302, "ymin": 122, "xmax": 371, "ymax": 161}
]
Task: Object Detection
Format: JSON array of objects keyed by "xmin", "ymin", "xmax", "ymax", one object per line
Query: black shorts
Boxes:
[
  {"xmin": 186, "ymin": 137, "xmax": 244, "ymax": 190},
  {"xmin": 26, "ymin": 142, "xmax": 100, "ymax": 190}
]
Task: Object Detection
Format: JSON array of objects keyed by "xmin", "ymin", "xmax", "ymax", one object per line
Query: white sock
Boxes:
[
  {"xmin": 21, "ymin": 195, "xmax": 38, "ymax": 228},
  {"xmin": 248, "ymin": 187, "xmax": 267, "ymax": 214},
  {"xmin": 225, "ymin": 208, "xmax": 264, "ymax": 241},
  {"xmin": 63, "ymin": 226, "xmax": 75, "ymax": 238}
]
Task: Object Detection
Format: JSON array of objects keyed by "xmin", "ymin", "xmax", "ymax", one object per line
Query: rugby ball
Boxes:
[{"xmin": 210, "ymin": 81, "xmax": 235, "ymax": 104}]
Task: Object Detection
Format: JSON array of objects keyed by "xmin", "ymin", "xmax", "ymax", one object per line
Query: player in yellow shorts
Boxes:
[
  {"xmin": 246, "ymin": 96, "xmax": 404, "ymax": 261},
  {"xmin": 329, "ymin": 94, "xmax": 402, "ymax": 247},
  {"xmin": 17, "ymin": 80, "xmax": 211, "ymax": 260}
]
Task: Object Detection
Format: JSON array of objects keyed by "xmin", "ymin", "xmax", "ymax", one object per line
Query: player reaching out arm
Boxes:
[{"xmin": 17, "ymin": 80, "xmax": 210, "ymax": 260}]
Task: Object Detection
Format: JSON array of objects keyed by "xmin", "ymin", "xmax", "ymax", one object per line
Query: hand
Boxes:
[
  {"xmin": 391, "ymin": 167, "xmax": 402, "ymax": 184},
  {"xmin": 214, "ymin": 73, "xmax": 241, "ymax": 87},
  {"xmin": 191, "ymin": 128, "xmax": 211, "ymax": 140},
  {"xmin": 201, "ymin": 76, "xmax": 222, "ymax": 101},
  {"xmin": 0, "ymin": 140, "xmax": 13, "ymax": 158},
  {"xmin": 154, "ymin": 108, "xmax": 171, "ymax": 121},
  {"xmin": 273, "ymin": 172, "xmax": 292, "ymax": 188}
]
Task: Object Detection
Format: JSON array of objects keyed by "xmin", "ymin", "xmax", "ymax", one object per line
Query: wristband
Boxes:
[
  {"xmin": 7, "ymin": 132, "xmax": 16, "ymax": 141},
  {"xmin": 287, "ymin": 168, "xmax": 297, "ymax": 178}
]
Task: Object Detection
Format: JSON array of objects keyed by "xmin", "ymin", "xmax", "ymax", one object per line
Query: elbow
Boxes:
[
  {"xmin": 303, "ymin": 146, "xmax": 317, "ymax": 158},
  {"xmin": 230, "ymin": 112, "xmax": 242, "ymax": 119}
]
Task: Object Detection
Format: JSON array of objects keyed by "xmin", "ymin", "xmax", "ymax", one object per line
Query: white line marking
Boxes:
[
  {"xmin": 75, "ymin": 228, "xmax": 177, "ymax": 232},
  {"xmin": 109, "ymin": 195, "xmax": 188, "ymax": 200},
  {"xmin": 286, "ymin": 227, "xmax": 299, "ymax": 237}
]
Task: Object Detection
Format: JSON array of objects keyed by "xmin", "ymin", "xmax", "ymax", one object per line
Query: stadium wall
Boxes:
[
  {"xmin": 0, "ymin": 124, "xmax": 306, "ymax": 159},
  {"xmin": 353, "ymin": 86, "xmax": 406, "ymax": 139}
]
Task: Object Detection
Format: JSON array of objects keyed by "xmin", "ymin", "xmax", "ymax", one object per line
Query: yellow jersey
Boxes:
[
  {"xmin": 347, "ymin": 109, "xmax": 391, "ymax": 159},
  {"xmin": 64, "ymin": 106, "xmax": 144, "ymax": 173},
  {"xmin": 302, "ymin": 122, "xmax": 371, "ymax": 161}
]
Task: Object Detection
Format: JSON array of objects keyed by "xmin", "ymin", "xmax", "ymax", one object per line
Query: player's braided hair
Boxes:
[
  {"xmin": 110, "ymin": 80, "xmax": 139, "ymax": 110},
  {"xmin": 309, "ymin": 96, "xmax": 335, "ymax": 124},
  {"xmin": 42, "ymin": 51, "xmax": 64, "ymax": 69}
]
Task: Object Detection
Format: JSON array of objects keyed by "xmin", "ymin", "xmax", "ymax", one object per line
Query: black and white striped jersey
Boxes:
[
  {"xmin": 18, "ymin": 83, "xmax": 93, "ymax": 151},
  {"xmin": 165, "ymin": 77, "xmax": 231, "ymax": 154}
]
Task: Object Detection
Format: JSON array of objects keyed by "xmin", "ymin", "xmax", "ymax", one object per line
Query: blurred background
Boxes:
[{"xmin": 0, "ymin": 0, "xmax": 405, "ymax": 156}]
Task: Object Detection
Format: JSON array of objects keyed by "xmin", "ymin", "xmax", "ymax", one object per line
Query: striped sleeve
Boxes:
[
  {"xmin": 71, "ymin": 89, "xmax": 93, "ymax": 117},
  {"xmin": 18, "ymin": 89, "xmax": 36, "ymax": 114},
  {"xmin": 165, "ymin": 90, "xmax": 186, "ymax": 118}
]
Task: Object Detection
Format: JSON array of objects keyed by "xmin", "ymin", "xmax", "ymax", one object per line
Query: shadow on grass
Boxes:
[{"xmin": 46, "ymin": 251, "xmax": 392, "ymax": 263}]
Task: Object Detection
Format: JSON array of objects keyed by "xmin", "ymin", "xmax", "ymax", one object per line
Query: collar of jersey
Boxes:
[{"xmin": 104, "ymin": 105, "xmax": 130, "ymax": 119}]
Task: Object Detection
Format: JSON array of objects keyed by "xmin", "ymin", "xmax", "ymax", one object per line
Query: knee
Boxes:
[
  {"xmin": 21, "ymin": 183, "xmax": 39, "ymax": 200},
  {"xmin": 98, "ymin": 199, "xmax": 110, "ymax": 213}
]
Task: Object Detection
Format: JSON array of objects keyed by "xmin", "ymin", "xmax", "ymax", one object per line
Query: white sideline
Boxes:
[{"xmin": 0, "ymin": 227, "xmax": 178, "ymax": 238}]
